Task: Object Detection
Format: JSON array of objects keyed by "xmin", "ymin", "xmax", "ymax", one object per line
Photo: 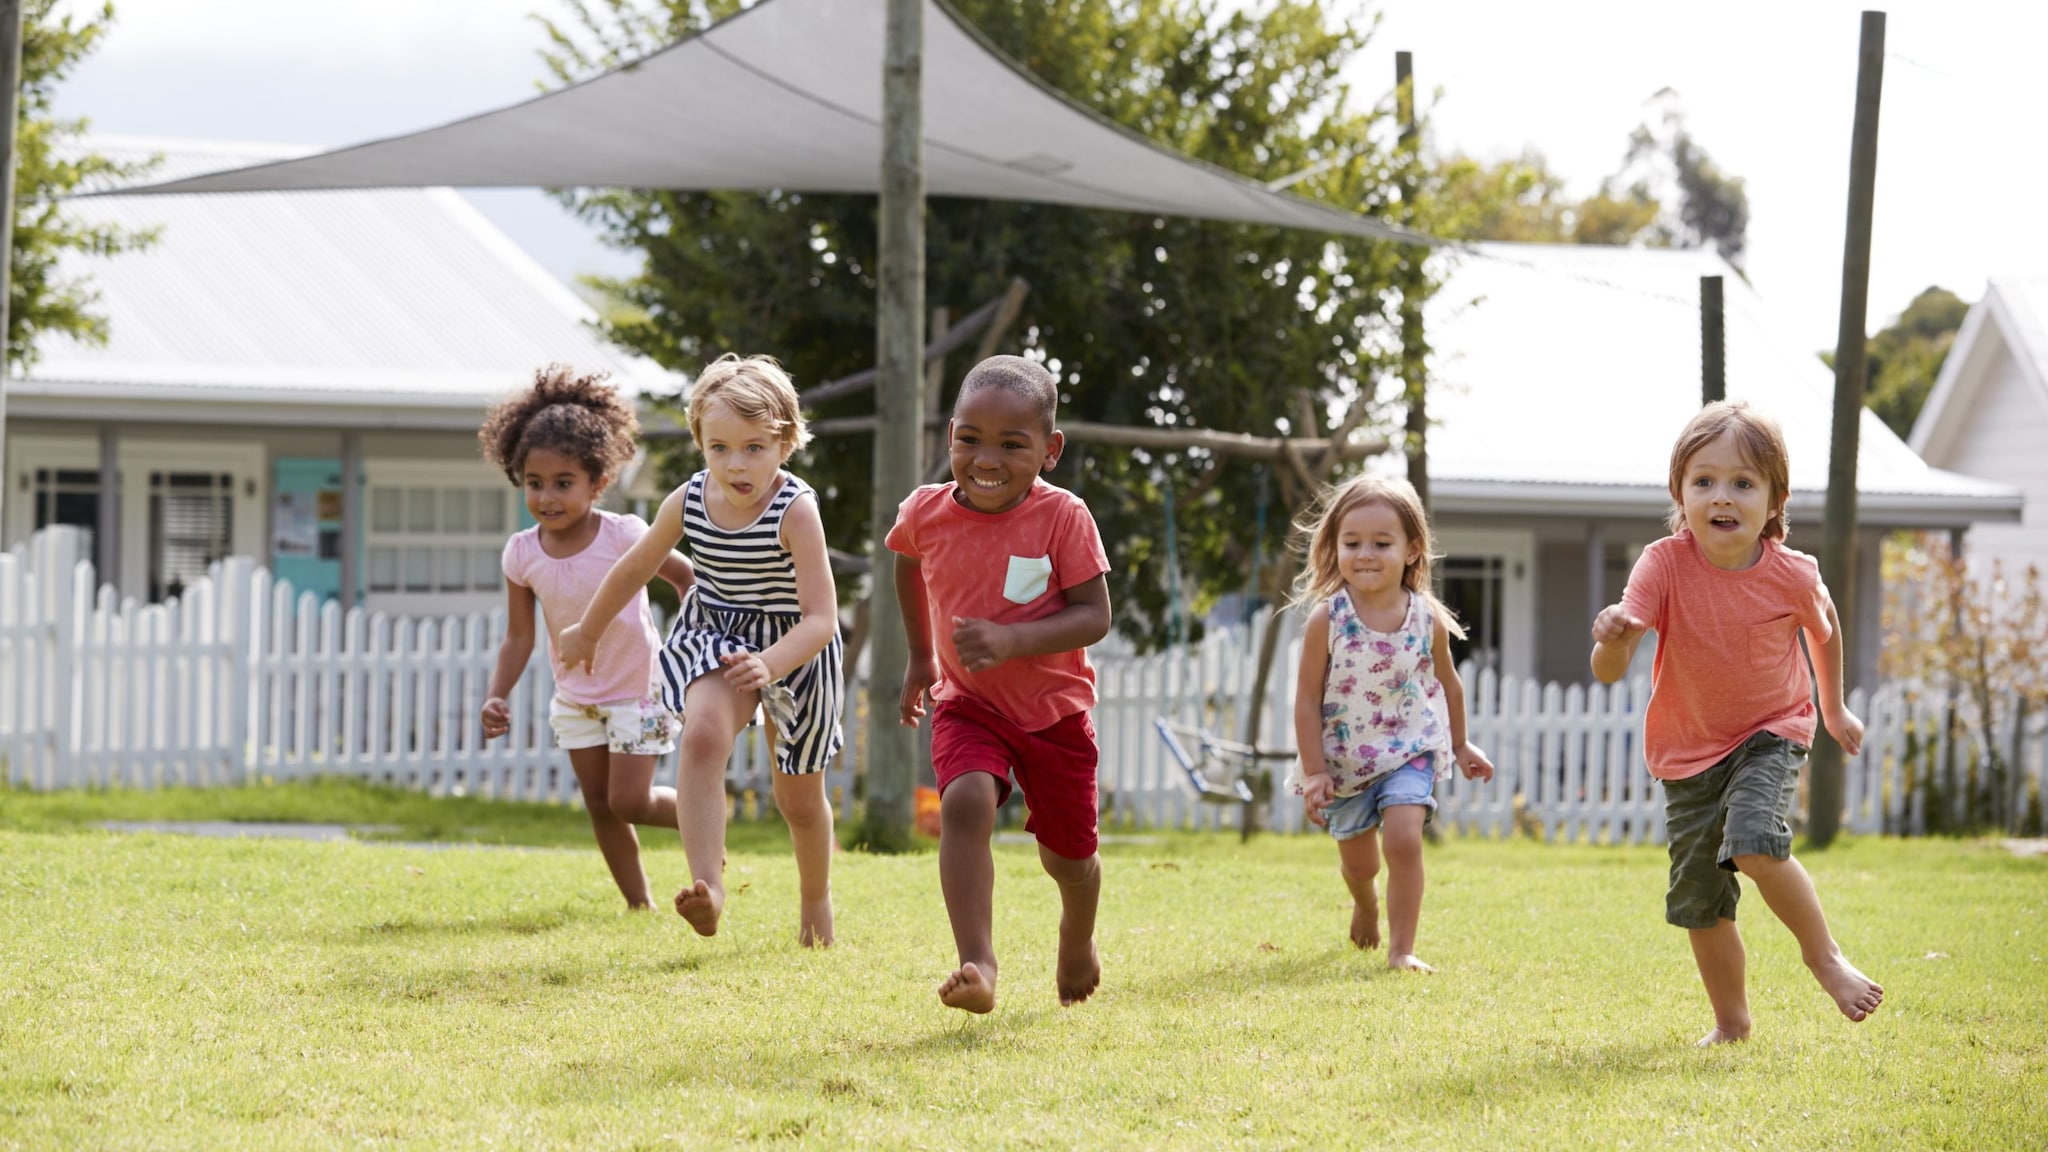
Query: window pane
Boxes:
[
  {"xmin": 369, "ymin": 547, "xmax": 399, "ymax": 592},
  {"xmin": 475, "ymin": 489, "xmax": 507, "ymax": 533},
  {"xmin": 438, "ymin": 547, "xmax": 467, "ymax": 591},
  {"xmin": 407, "ymin": 489, "xmax": 436, "ymax": 534},
  {"xmin": 472, "ymin": 548, "xmax": 501, "ymax": 589},
  {"xmin": 370, "ymin": 488, "xmax": 402, "ymax": 533},
  {"xmin": 441, "ymin": 488, "xmax": 471, "ymax": 534},
  {"xmin": 403, "ymin": 548, "xmax": 432, "ymax": 591}
]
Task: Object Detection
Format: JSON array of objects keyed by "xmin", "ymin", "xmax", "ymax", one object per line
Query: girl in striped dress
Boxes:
[{"xmin": 558, "ymin": 355, "xmax": 844, "ymax": 947}]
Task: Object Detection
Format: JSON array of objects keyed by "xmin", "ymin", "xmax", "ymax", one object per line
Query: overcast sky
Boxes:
[{"xmin": 53, "ymin": 0, "xmax": 2048, "ymax": 352}]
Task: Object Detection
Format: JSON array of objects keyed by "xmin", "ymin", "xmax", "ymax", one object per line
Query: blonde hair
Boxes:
[
  {"xmin": 1665, "ymin": 399, "xmax": 1791, "ymax": 540},
  {"xmin": 1290, "ymin": 473, "xmax": 1467, "ymax": 640},
  {"xmin": 687, "ymin": 354, "xmax": 812, "ymax": 454}
]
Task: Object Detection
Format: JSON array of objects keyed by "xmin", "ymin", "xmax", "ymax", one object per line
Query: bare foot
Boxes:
[
  {"xmin": 1056, "ymin": 939, "xmax": 1101, "ymax": 1006},
  {"xmin": 1812, "ymin": 955, "xmax": 1884, "ymax": 1021},
  {"xmin": 1350, "ymin": 891, "xmax": 1382, "ymax": 951},
  {"xmin": 1696, "ymin": 1024, "xmax": 1750, "ymax": 1046},
  {"xmin": 1387, "ymin": 953, "xmax": 1435, "ymax": 973},
  {"xmin": 674, "ymin": 879, "xmax": 723, "ymax": 937},
  {"xmin": 798, "ymin": 896, "xmax": 835, "ymax": 948},
  {"xmin": 938, "ymin": 961, "xmax": 997, "ymax": 1014}
]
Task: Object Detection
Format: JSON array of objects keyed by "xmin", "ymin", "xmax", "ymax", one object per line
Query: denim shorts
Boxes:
[
  {"xmin": 1661, "ymin": 730, "xmax": 1807, "ymax": 929},
  {"xmin": 1322, "ymin": 757, "xmax": 1438, "ymax": 841}
]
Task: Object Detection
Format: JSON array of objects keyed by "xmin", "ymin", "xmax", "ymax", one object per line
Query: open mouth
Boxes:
[
  {"xmin": 969, "ymin": 476, "xmax": 1006, "ymax": 490},
  {"xmin": 1710, "ymin": 514, "xmax": 1740, "ymax": 529}
]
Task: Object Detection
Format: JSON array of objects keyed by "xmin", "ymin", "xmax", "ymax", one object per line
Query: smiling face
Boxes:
[
  {"xmin": 1334, "ymin": 500, "xmax": 1419, "ymax": 606},
  {"xmin": 947, "ymin": 385, "xmax": 1063, "ymax": 514},
  {"xmin": 697, "ymin": 400, "xmax": 792, "ymax": 515},
  {"xmin": 521, "ymin": 447, "xmax": 605, "ymax": 540},
  {"xmin": 1679, "ymin": 428, "xmax": 1780, "ymax": 569}
]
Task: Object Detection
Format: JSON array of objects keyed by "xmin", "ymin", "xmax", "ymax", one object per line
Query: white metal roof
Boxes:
[
  {"xmin": 1414, "ymin": 242, "xmax": 2021, "ymax": 527},
  {"xmin": 109, "ymin": 0, "xmax": 1428, "ymax": 247},
  {"xmin": 16, "ymin": 136, "xmax": 680, "ymax": 427}
]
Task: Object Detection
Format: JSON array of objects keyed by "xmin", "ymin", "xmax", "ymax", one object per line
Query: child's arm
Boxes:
[
  {"xmin": 657, "ymin": 549, "xmax": 696, "ymax": 600},
  {"xmin": 720, "ymin": 494, "xmax": 838, "ymax": 692},
  {"xmin": 1808, "ymin": 595, "xmax": 1865, "ymax": 755},
  {"xmin": 1292, "ymin": 608, "xmax": 1335, "ymax": 825},
  {"xmin": 949, "ymin": 574, "xmax": 1111, "ymax": 673},
  {"xmin": 557, "ymin": 488, "xmax": 687, "ymax": 673},
  {"xmin": 481, "ymin": 578, "xmax": 537, "ymax": 740},
  {"xmin": 1590, "ymin": 604, "xmax": 1648, "ymax": 684},
  {"xmin": 897, "ymin": 554, "xmax": 939, "ymax": 727},
  {"xmin": 1436, "ymin": 614, "xmax": 1494, "ymax": 781}
]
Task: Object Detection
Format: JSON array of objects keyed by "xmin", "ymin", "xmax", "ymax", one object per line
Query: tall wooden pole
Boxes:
[
  {"xmin": 1700, "ymin": 275, "xmax": 1725, "ymax": 405},
  {"xmin": 0, "ymin": 0, "xmax": 26, "ymax": 533},
  {"xmin": 856, "ymin": 0, "xmax": 925, "ymax": 851},
  {"xmin": 1395, "ymin": 50, "xmax": 1427, "ymax": 515},
  {"xmin": 1811, "ymin": 10, "xmax": 1885, "ymax": 849}
]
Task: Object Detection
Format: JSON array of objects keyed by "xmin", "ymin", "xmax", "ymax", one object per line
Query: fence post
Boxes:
[
  {"xmin": 35, "ymin": 527, "xmax": 82, "ymax": 789},
  {"xmin": 218, "ymin": 557, "xmax": 255, "ymax": 782}
]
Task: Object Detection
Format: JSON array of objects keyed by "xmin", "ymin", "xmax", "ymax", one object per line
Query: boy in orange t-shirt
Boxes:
[
  {"xmin": 1592, "ymin": 400, "xmax": 1882, "ymax": 1046},
  {"xmin": 888, "ymin": 355, "xmax": 1112, "ymax": 1015}
]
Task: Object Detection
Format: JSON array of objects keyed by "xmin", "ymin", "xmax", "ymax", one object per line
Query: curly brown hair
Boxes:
[{"xmin": 478, "ymin": 363, "xmax": 641, "ymax": 486}]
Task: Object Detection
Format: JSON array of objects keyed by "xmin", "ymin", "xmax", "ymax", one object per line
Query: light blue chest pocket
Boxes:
[{"xmin": 1003, "ymin": 554, "xmax": 1054, "ymax": 604}]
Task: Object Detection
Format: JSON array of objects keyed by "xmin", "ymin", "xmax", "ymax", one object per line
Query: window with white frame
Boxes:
[
  {"xmin": 365, "ymin": 476, "xmax": 516, "ymax": 595},
  {"xmin": 149, "ymin": 471, "xmax": 234, "ymax": 601},
  {"xmin": 29, "ymin": 467, "xmax": 102, "ymax": 560}
]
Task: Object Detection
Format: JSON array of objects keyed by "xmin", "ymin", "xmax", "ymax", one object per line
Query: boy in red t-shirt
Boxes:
[
  {"xmin": 1592, "ymin": 400, "xmax": 1881, "ymax": 1046},
  {"xmin": 888, "ymin": 355, "xmax": 1112, "ymax": 1014}
]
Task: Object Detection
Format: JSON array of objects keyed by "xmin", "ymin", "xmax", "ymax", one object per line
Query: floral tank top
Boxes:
[{"xmin": 1316, "ymin": 589, "xmax": 1454, "ymax": 797}]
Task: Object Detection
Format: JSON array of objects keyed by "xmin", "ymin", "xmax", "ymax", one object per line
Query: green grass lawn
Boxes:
[{"xmin": 2, "ymin": 785, "xmax": 2043, "ymax": 1149}]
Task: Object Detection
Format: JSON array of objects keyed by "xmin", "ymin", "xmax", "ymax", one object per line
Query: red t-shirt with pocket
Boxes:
[
  {"xmin": 1619, "ymin": 530, "xmax": 1833, "ymax": 780},
  {"xmin": 886, "ymin": 479, "xmax": 1110, "ymax": 732}
]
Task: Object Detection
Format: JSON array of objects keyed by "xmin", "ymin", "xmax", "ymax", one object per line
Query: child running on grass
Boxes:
[
  {"xmin": 1290, "ymin": 474, "xmax": 1494, "ymax": 971},
  {"xmin": 479, "ymin": 364, "xmax": 697, "ymax": 910},
  {"xmin": 890, "ymin": 354, "xmax": 1112, "ymax": 1013},
  {"xmin": 1591, "ymin": 399, "xmax": 1882, "ymax": 1045},
  {"xmin": 558, "ymin": 355, "xmax": 843, "ymax": 947}
]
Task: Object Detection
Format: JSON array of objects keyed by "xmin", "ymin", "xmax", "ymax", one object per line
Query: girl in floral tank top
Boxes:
[{"xmin": 1290, "ymin": 475, "xmax": 1494, "ymax": 971}]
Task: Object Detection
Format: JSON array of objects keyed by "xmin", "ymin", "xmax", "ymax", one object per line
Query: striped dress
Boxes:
[{"xmin": 657, "ymin": 470, "xmax": 845, "ymax": 775}]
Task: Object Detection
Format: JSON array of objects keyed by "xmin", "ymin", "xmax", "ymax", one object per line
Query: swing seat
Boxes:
[{"xmin": 1153, "ymin": 717, "xmax": 1259, "ymax": 805}]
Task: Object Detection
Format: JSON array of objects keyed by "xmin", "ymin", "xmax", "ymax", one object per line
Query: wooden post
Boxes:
[
  {"xmin": 1811, "ymin": 10, "xmax": 1885, "ymax": 849},
  {"xmin": 856, "ymin": 0, "xmax": 925, "ymax": 852},
  {"xmin": 0, "ymin": 0, "xmax": 25, "ymax": 533},
  {"xmin": 1700, "ymin": 275, "xmax": 1725, "ymax": 405},
  {"xmin": 1396, "ymin": 50, "xmax": 1428, "ymax": 515},
  {"xmin": 341, "ymin": 432, "xmax": 363, "ymax": 610}
]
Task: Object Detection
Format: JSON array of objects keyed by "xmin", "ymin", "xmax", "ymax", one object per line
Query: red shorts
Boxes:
[{"xmin": 930, "ymin": 694, "xmax": 1099, "ymax": 860}]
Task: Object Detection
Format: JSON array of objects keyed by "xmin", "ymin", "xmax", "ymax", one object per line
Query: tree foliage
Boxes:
[
  {"xmin": 9, "ymin": 0, "xmax": 157, "ymax": 369},
  {"xmin": 539, "ymin": 0, "xmax": 1427, "ymax": 648},
  {"xmin": 1862, "ymin": 286, "xmax": 1969, "ymax": 439}
]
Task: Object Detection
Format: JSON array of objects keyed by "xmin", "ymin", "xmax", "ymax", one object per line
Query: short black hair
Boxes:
[{"xmin": 955, "ymin": 354, "xmax": 1057, "ymax": 434}]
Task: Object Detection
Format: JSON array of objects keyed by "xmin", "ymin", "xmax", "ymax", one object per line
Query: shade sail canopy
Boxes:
[{"xmin": 114, "ymin": 0, "xmax": 1430, "ymax": 245}]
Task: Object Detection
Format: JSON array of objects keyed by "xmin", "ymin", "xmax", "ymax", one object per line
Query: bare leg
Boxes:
[
  {"xmin": 1039, "ymin": 844, "xmax": 1102, "ymax": 1005},
  {"xmin": 936, "ymin": 773, "xmax": 1000, "ymax": 1013},
  {"xmin": 1380, "ymin": 805, "xmax": 1432, "ymax": 971},
  {"xmin": 1689, "ymin": 918, "xmax": 1751, "ymax": 1044},
  {"xmin": 1334, "ymin": 830, "xmax": 1382, "ymax": 950},
  {"xmin": 1732, "ymin": 854, "xmax": 1884, "ymax": 1022},
  {"xmin": 604, "ymin": 752, "xmax": 678, "ymax": 830},
  {"xmin": 673, "ymin": 675, "xmax": 756, "ymax": 937},
  {"xmin": 567, "ymin": 746, "xmax": 651, "ymax": 909},
  {"xmin": 771, "ymin": 767, "xmax": 836, "ymax": 948}
]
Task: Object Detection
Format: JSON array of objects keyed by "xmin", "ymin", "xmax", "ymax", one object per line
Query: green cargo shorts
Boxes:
[{"xmin": 1660, "ymin": 730, "xmax": 1807, "ymax": 929}]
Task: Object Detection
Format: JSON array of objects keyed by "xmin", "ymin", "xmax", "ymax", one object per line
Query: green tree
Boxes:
[
  {"xmin": 540, "ymin": 0, "xmax": 1424, "ymax": 648},
  {"xmin": 1864, "ymin": 286, "xmax": 1969, "ymax": 439},
  {"xmin": 9, "ymin": 0, "xmax": 157, "ymax": 369}
]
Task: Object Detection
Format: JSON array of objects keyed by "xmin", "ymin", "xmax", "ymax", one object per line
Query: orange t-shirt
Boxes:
[
  {"xmin": 1619, "ymin": 530, "xmax": 1833, "ymax": 780},
  {"xmin": 885, "ymin": 479, "xmax": 1110, "ymax": 732}
]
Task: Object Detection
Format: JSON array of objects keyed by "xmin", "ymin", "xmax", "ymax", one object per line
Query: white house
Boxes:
[
  {"xmin": 1906, "ymin": 278, "xmax": 2048, "ymax": 576},
  {"xmin": 1412, "ymin": 242, "xmax": 2023, "ymax": 689},
  {"xmin": 2, "ymin": 136, "xmax": 678, "ymax": 615}
]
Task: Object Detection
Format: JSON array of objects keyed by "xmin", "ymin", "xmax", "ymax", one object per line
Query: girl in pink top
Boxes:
[
  {"xmin": 478, "ymin": 364, "xmax": 695, "ymax": 910},
  {"xmin": 1592, "ymin": 400, "xmax": 1881, "ymax": 1045}
]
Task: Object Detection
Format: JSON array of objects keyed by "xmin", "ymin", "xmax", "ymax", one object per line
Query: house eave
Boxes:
[{"xmin": 1428, "ymin": 480, "xmax": 2024, "ymax": 529}]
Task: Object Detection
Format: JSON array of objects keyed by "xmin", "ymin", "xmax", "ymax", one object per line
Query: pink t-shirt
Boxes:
[
  {"xmin": 885, "ymin": 479, "xmax": 1110, "ymax": 733},
  {"xmin": 502, "ymin": 509, "xmax": 661, "ymax": 706},
  {"xmin": 1619, "ymin": 530, "xmax": 1834, "ymax": 780}
]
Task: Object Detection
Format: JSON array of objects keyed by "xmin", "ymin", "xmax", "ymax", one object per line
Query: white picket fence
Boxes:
[{"xmin": 5, "ymin": 526, "xmax": 2042, "ymax": 838}]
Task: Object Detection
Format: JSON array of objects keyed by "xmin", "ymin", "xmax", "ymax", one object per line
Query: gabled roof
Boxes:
[
  {"xmin": 1907, "ymin": 278, "xmax": 2048, "ymax": 462},
  {"xmin": 16, "ymin": 137, "xmax": 680, "ymax": 429},
  {"xmin": 109, "ymin": 0, "xmax": 1430, "ymax": 247},
  {"xmin": 1413, "ymin": 242, "xmax": 2021, "ymax": 528}
]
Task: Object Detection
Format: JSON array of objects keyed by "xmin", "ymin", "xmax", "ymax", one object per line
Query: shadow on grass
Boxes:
[
  {"xmin": 336, "ymin": 904, "xmax": 589, "ymax": 940},
  {"xmin": 329, "ymin": 959, "xmax": 587, "ymax": 1004}
]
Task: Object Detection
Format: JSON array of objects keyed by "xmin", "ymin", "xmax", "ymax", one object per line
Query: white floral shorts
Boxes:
[{"xmin": 547, "ymin": 694, "xmax": 679, "ymax": 755}]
